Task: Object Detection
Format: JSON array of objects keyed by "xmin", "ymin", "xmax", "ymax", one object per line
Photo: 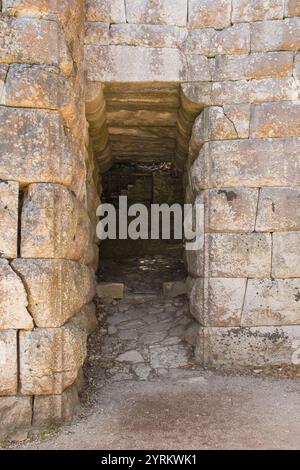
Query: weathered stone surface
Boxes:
[
  {"xmin": 86, "ymin": 45, "xmax": 186, "ymax": 82},
  {"xmin": 0, "ymin": 108, "xmax": 85, "ymax": 194},
  {"xmin": 149, "ymin": 344, "xmax": 190, "ymax": 368},
  {"xmin": 191, "ymin": 106, "xmax": 238, "ymax": 145},
  {"xmin": 256, "ymin": 187, "xmax": 300, "ymax": 232},
  {"xmin": 183, "ymin": 23, "xmax": 250, "ymax": 56},
  {"xmin": 11, "ymin": 259, "xmax": 95, "ymax": 328},
  {"xmin": 191, "ymin": 138, "xmax": 300, "ymax": 190},
  {"xmin": 163, "ymin": 281, "xmax": 187, "ymax": 298},
  {"xmin": 223, "ymin": 104, "xmax": 251, "ymax": 138},
  {"xmin": 19, "ymin": 323, "xmax": 87, "ymax": 395},
  {"xmin": 182, "ymin": 77, "xmax": 298, "ymax": 107},
  {"xmin": 2, "ymin": 0, "xmax": 55, "ymax": 16},
  {"xmin": 188, "ymin": 0, "xmax": 231, "ymax": 29},
  {"xmin": 0, "ymin": 259, "xmax": 33, "ymax": 330},
  {"xmin": 0, "ymin": 64, "xmax": 8, "ymax": 101},
  {"xmin": 272, "ymin": 232, "xmax": 300, "ymax": 278},
  {"xmin": 125, "ymin": 0, "xmax": 188, "ymax": 26},
  {"xmin": 186, "ymin": 54, "xmax": 212, "ymax": 81},
  {"xmin": 32, "ymin": 384, "xmax": 80, "ymax": 427},
  {"xmin": 185, "ymin": 246, "xmax": 204, "ymax": 277},
  {"xmin": 196, "ymin": 325, "xmax": 300, "ymax": 367},
  {"xmin": 21, "ymin": 183, "xmax": 90, "ymax": 260},
  {"xmin": 285, "ymin": 0, "xmax": 300, "ymax": 16},
  {"xmin": 0, "ymin": 18, "xmax": 72, "ymax": 76},
  {"xmin": 209, "ymin": 233, "xmax": 272, "ymax": 278},
  {"xmin": 71, "ymin": 303, "xmax": 98, "ymax": 336},
  {"xmin": 206, "ymin": 188, "xmax": 259, "ymax": 232},
  {"xmin": 212, "ymin": 52, "xmax": 293, "ymax": 81},
  {"xmin": 190, "ymin": 277, "xmax": 246, "ymax": 327},
  {"xmin": 252, "ymin": 18, "xmax": 300, "ymax": 52},
  {"xmin": 232, "ymin": 0, "xmax": 284, "ymax": 23},
  {"xmin": 0, "ymin": 330, "xmax": 17, "ymax": 395},
  {"xmin": 295, "ymin": 53, "xmax": 300, "ymax": 83},
  {"xmin": 242, "ymin": 279, "xmax": 300, "ymax": 326},
  {"xmin": 116, "ymin": 350, "xmax": 144, "ymax": 363},
  {"xmin": 84, "ymin": 22, "xmax": 110, "ymax": 45},
  {"xmin": 97, "ymin": 282, "xmax": 124, "ymax": 299},
  {"xmin": 250, "ymin": 101, "xmax": 300, "ymax": 138},
  {"xmin": 0, "ymin": 181, "xmax": 18, "ymax": 258},
  {"xmin": 110, "ymin": 24, "xmax": 187, "ymax": 48},
  {"xmin": 0, "ymin": 396, "xmax": 32, "ymax": 442},
  {"xmin": 85, "ymin": 0, "xmax": 126, "ymax": 23}
]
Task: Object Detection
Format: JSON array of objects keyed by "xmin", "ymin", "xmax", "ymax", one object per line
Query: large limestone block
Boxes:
[
  {"xmin": 21, "ymin": 183, "xmax": 90, "ymax": 260},
  {"xmin": 0, "ymin": 330, "xmax": 18, "ymax": 395},
  {"xmin": 183, "ymin": 23, "xmax": 250, "ymax": 57},
  {"xmin": 188, "ymin": 0, "xmax": 231, "ymax": 29},
  {"xmin": 250, "ymin": 101, "xmax": 300, "ymax": 138},
  {"xmin": 19, "ymin": 323, "xmax": 87, "ymax": 395},
  {"xmin": 191, "ymin": 138, "xmax": 300, "ymax": 190},
  {"xmin": 209, "ymin": 233, "xmax": 272, "ymax": 278},
  {"xmin": 188, "ymin": 276, "xmax": 246, "ymax": 327},
  {"xmin": 85, "ymin": 45, "xmax": 186, "ymax": 82},
  {"xmin": 11, "ymin": 259, "xmax": 95, "ymax": 328},
  {"xmin": 71, "ymin": 303, "xmax": 98, "ymax": 336},
  {"xmin": 182, "ymin": 77, "xmax": 298, "ymax": 107},
  {"xmin": 185, "ymin": 54, "xmax": 211, "ymax": 81},
  {"xmin": 0, "ymin": 17, "xmax": 72, "ymax": 76},
  {"xmin": 85, "ymin": 0, "xmax": 126, "ymax": 23},
  {"xmin": 273, "ymin": 232, "xmax": 300, "ymax": 278},
  {"xmin": 0, "ymin": 108, "xmax": 85, "ymax": 195},
  {"xmin": 0, "ymin": 259, "xmax": 33, "ymax": 330},
  {"xmin": 2, "ymin": 0, "xmax": 56, "ymax": 16},
  {"xmin": 242, "ymin": 279, "xmax": 300, "ymax": 326},
  {"xmin": 206, "ymin": 188, "xmax": 258, "ymax": 232},
  {"xmin": 232, "ymin": 0, "xmax": 284, "ymax": 23},
  {"xmin": 212, "ymin": 52, "xmax": 293, "ymax": 81},
  {"xmin": 0, "ymin": 396, "xmax": 32, "ymax": 442},
  {"xmin": 125, "ymin": 0, "xmax": 188, "ymax": 26},
  {"xmin": 32, "ymin": 384, "xmax": 80, "ymax": 427},
  {"xmin": 0, "ymin": 181, "xmax": 18, "ymax": 258},
  {"xmin": 196, "ymin": 326, "xmax": 300, "ymax": 368},
  {"xmin": 252, "ymin": 18, "xmax": 300, "ymax": 52},
  {"xmin": 256, "ymin": 187, "xmax": 300, "ymax": 232},
  {"xmin": 110, "ymin": 24, "xmax": 187, "ymax": 49},
  {"xmin": 84, "ymin": 22, "xmax": 110, "ymax": 45}
]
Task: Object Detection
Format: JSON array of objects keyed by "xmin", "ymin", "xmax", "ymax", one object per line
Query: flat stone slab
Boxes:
[{"xmin": 96, "ymin": 282, "xmax": 124, "ymax": 300}]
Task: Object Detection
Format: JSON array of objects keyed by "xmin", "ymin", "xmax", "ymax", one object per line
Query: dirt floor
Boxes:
[{"xmin": 18, "ymin": 369, "xmax": 300, "ymax": 450}]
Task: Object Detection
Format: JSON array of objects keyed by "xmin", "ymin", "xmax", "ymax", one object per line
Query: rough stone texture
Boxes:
[
  {"xmin": 85, "ymin": 0, "xmax": 126, "ymax": 23},
  {"xmin": 0, "ymin": 259, "xmax": 33, "ymax": 330},
  {"xmin": 0, "ymin": 396, "xmax": 32, "ymax": 442},
  {"xmin": 2, "ymin": 0, "xmax": 57, "ymax": 16},
  {"xmin": 21, "ymin": 183, "xmax": 90, "ymax": 260},
  {"xmin": 110, "ymin": 24, "xmax": 187, "ymax": 48},
  {"xmin": 71, "ymin": 303, "xmax": 98, "ymax": 336},
  {"xmin": 251, "ymin": 18, "xmax": 300, "ymax": 52},
  {"xmin": 256, "ymin": 187, "xmax": 300, "ymax": 232},
  {"xmin": 272, "ymin": 232, "xmax": 300, "ymax": 278},
  {"xmin": 19, "ymin": 323, "xmax": 87, "ymax": 395},
  {"xmin": 85, "ymin": 22, "xmax": 110, "ymax": 45},
  {"xmin": 182, "ymin": 77, "xmax": 298, "ymax": 106},
  {"xmin": 0, "ymin": 107, "xmax": 85, "ymax": 194},
  {"xmin": 232, "ymin": 0, "xmax": 284, "ymax": 23},
  {"xmin": 0, "ymin": 18, "xmax": 72, "ymax": 76},
  {"xmin": 125, "ymin": 0, "xmax": 188, "ymax": 27},
  {"xmin": 191, "ymin": 138, "xmax": 300, "ymax": 190},
  {"xmin": 86, "ymin": 45, "xmax": 186, "ymax": 82},
  {"xmin": 183, "ymin": 24, "xmax": 250, "ymax": 57},
  {"xmin": 188, "ymin": 0, "xmax": 232, "ymax": 29},
  {"xmin": 212, "ymin": 52, "xmax": 293, "ymax": 81},
  {"xmin": 196, "ymin": 326, "xmax": 300, "ymax": 368},
  {"xmin": 0, "ymin": 330, "xmax": 17, "ymax": 395},
  {"xmin": 189, "ymin": 277, "xmax": 247, "ymax": 327},
  {"xmin": 242, "ymin": 279, "xmax": 300, "ymax": 326},
  {"xmin": 206, "ymin": 188, "xmax": 259, "ymax": 232},
  {"xmin": 96, "ymin": 282, "xmax": 124, "ymax": 299},
  {"xmin": 163, "ymin": 281, "xmax": 187, "ymax": 298},
  {"xmin": 11, "ymin": 259, "xmax": 95, "ymax": 328},
  {"xmin": 208, "ymin": 233, "xmax": 272, "ymax": 278},
  {"xmin": 250, "ymin": 101, "xmax": 300, "ymax": 138},
  {"xmin": 0, "ymin": 181, "xmax": 18, "ymax": 258},
  {"xmin": 32, "ymin": 385, "xmax": 80, "ymax": 427},
  {"xmin": 285, "ymin": 0, "xmax": 300, "ymax": 16}
]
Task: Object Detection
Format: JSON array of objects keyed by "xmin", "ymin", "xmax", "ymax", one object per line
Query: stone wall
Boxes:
[
  {"xmin": 0, "ymin": 0, "xmax": 99, "ymax": 441},
  {"xmin": 0, "ymin": 0, "xmax": 299, "ymax": 440}
]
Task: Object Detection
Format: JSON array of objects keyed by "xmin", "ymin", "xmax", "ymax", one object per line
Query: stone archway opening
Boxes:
[{"xmin": 84, "ymin": 81, "xmax": 202, "ymax": 384}]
